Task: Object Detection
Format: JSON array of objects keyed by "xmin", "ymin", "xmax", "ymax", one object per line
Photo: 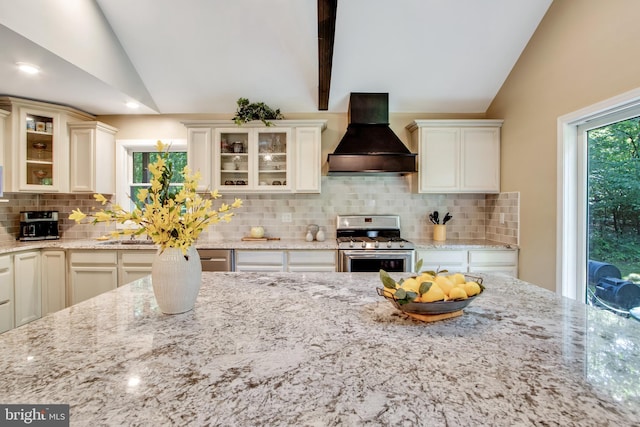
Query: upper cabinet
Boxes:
[
  {"xmin": 183, "ymin": 120, "xmax": 327, "ymax": 193},
  {"xmin": 407, "ymin": 120, "xmax": 503, "ymax": 193},
  {"xmin": 0, "ymin": 97, "xmax": 96, "ymax": 193},
  {"xmin": 68, "ymin": 121, "xmax": 118, "ymax": 194}
]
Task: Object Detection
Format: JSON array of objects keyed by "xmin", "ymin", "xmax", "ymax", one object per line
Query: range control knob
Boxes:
[
  {"xmin": 361, "ymin": 241, "xmax": 367, "ymax": 249},
  {"xmin": 387, "ymin": 241, "xmax": 392, "ymax": 248},
  {"xmin": 374, "ymin": 241, "xmax": 380, "ymax": 248},
  {"xmin": 399, "ymin": 241, "xmax": 405, "ymax": 248},
  {"xmin": 349, "ymin": 240, "xmax": 354, "ymax": 248}
]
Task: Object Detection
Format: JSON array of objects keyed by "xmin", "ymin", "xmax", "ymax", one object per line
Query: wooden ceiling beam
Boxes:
[{"xmin": 318, "ymin": 0, "xmax": 337, "ymax": 111}]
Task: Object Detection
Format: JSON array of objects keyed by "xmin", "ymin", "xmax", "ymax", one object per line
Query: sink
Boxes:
[{"xmin": 98, "ymin": 240, "xmax": 156, "ymax": 245}]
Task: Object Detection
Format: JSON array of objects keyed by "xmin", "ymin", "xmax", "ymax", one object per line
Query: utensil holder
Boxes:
[{"xmin": 433, "ymin": 224, "xmax": 446, "ymax": 241}]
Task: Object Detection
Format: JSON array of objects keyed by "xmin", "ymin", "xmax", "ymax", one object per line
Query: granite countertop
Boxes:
[
  {"xmin": 0, "ymin": 272, "xmax": 638, "ymax": 425},
  {"xmin": 0, "ymin": 238, "xmax": 516, "ymax": 254}
]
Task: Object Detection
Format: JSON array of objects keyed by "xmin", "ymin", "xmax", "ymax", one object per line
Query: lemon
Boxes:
[
  {"xmin": 448, "ymin": 273, "xmax": 466, "ymax": 285},
  {"xmin": 421, "ymin": 282, "xmax": 446, "ymax": 302},
  {"xmin": 419, "ymin": 272, "xmax": 435, "ymax": 282},
  {"xmin": 434, "ymin": 275, "xmax": 454, "ymax": 297},
  {"xmin": 448, "ymin": 286, "xmax": 468, "ymax": 300},
  {"xmin": 400, "ymin": 277, "xmax": 421, "ymax": 294},
  {"xmin": 464, "ymin": 281, "xmax": 481, "ymax": 297}
]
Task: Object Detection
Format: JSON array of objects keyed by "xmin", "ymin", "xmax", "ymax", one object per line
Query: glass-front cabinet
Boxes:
[
  {"xmin": 24, "ymin": 112, "xmax": 55, "ymax": 188},
  {"xmin": 215, "ymin": 128, "xmax": 291, "ymax": 191}
]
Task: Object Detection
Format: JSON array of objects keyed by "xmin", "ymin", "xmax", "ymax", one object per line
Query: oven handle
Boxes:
[{"xmin": 340, "ymin": 250, "xmax": 414, "ymax": 258}]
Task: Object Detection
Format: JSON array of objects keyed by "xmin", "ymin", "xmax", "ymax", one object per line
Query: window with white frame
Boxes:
[{"xmin": 115, "ymin": 139, "xmax": 187, "ymax": 211}]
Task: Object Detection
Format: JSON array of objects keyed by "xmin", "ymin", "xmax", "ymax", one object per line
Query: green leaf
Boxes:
[
  {"xmin": 415, "ymin": 258, "xmax": 423, "ymax": 273},
  {"xmin": 425, "ymin": 270, "xmax": 437, "ymax": 276},
  {"xmin": 419, "ymin": 281, "xmax": 432, "ymax": 295},
  {"xmin": 395, "ymin": 288, "xmax": 407, "ymax": 299},
  {"xmin": 379, "ymin": 269, "xmax": 397, "ymax": 289}
]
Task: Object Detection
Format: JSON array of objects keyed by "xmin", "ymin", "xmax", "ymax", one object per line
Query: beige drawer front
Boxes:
[
  {"xmin": 236, "ymin": 251, "xmax": 284, "ymax": 265},
  {"xmin": 288, "ymin": 250, "xmax": 336, "ymax": 265},
  {"xmin": 418, "ymin": 250, "xmax": 467, "ymax": 264},
  {"xmin": 0, "ymin": 255, "xmax": 11, "ymax": 270},
  {"xmin": 469, "ymin": 250, "xmax": 518, "ymax": 265},
  {"xmin": 120, "ymin": 250, "xmax": 156, "ymax": 265},
  {"xmin": 70, "ymin": 250, "xmax": 118, "ymax": 265}
]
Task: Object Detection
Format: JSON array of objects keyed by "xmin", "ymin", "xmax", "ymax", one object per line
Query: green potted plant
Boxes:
[{"xmin": 232, "ymin": 97, "xmax": 284, "ymax": 126}]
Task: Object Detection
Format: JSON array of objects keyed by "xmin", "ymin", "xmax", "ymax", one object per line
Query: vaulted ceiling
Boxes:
[{"xmin": 0, "ymin": 0, "xmax": 552, "ymax": 116}]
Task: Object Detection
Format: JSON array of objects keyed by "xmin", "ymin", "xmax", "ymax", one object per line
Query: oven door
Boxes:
[{"xmin": 339, "ymin": 250, "xmax": 414, "ymax": 273}]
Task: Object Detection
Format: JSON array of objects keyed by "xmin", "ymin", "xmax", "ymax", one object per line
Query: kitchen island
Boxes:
[{"xmin": 1, "ymin": 272, "xmax": 639, "ymax": 426}]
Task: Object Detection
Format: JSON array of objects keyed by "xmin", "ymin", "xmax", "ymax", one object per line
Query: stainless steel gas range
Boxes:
[{"xmin": 336, "ymin": 215, "xmax": 414, "ymax": 272}]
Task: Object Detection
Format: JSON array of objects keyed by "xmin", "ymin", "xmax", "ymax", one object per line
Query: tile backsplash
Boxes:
[{"xmin": 0, "ymin": 177, "xmax": 519, "ymax": 245}]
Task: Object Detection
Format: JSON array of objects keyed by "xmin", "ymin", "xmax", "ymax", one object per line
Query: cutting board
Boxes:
[
  {"xmin": 404, "ymin": 310, "xmax": 463, "ymax": 323},
  {"xmin": 241, "ymin": 237, "xmax": 281, "ymax": 241}
]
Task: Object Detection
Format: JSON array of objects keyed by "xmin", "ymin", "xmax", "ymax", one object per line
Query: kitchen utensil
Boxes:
[
  {"xmin": 442, "ymin": 212, "xmax": 453, "ymax": 225},
  {"xmin": 429, "ymin": 213, "xmax": 437, "ymax": 224},
  {"xmin": 433, "ymin": 211, "xmax": 439, "ymax": 224}
]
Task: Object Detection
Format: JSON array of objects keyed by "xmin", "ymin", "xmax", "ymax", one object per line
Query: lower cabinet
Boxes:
[
  {"xmin": 119, "ymin": 250, "xmax": 156, "ymax": 285},
  {"xmin": 468, "ymin": 249, "xmax": 519, "ymax": 277},
  {"xmin": 69, "ymin": 250, "xmax": 118, "ymax": 305},
  {"xmin": 287, "ymin": 250, "xmax": 337, "ymax": 272},
  {"xmin": 235, "ymin": 250, "xmax": 285, "ymax": 272},
  {"xmin": 14, "ymin": 251, "xmax": 42, "ymax": 327},
  {"xmin": 41, "ymin": 250, "xmax": 66, "ymax": 316},
  {"xmin": 235, "ymin": 250, "xmax": 338, "ymax": 272},
  {"xmin": 0, "ymin": 255, "xmax": 14, "ymax": 334},
  {"xmin": 416, "ymin": 248, "xmax": 518, "ymax": 277},
  {"xmin": 417, "ymin": 250, "xmax": 467, "ymax": 273}
]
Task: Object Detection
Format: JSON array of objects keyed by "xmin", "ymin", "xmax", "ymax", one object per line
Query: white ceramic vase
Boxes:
[{"xmin": 151, "ymin": 246, "xmax": 202, "ymax": 314}]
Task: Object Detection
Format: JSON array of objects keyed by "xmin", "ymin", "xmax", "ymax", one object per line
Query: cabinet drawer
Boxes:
[
  {"xmin": 236, "ymin": 251, "xmax": 284, "ymax": 265},
  {"xmin": 120, "ymin": 250, "xmax": 156, "ymax": 265},
  {"xmin": 288, "ymin": 250, "xmax": 336, "ymax": 265},
  {"xmin": 418, "ymin": 250, "xmax": 467, "ymax": 264},
  {"xmin": 0, "ymin": 255, "xmax": 11, "ymax": 270},
  {"xmin": 0, "ymin": 300, "xmax": 13, "ymax": 334},
  {"xmin": 469, "ymin": 250, "xmax": 518, "ymax": 265},
  {"xmin": 70, "ymin": 251, "xmax": 117, "ymax": 265}
]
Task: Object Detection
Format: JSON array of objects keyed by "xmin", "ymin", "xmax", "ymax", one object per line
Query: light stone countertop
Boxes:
[
  {"xmin": 0, "ymin": 238, "xmax": 516, "ymax": 254},
  {"xmin": 0, "ymin": 272, "xmax": 638, "ymax": 426}
]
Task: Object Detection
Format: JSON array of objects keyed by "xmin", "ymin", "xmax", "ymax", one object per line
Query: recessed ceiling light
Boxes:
[
  {"xmin": 126, "ymin": 101, "xmax": 139, "ymax": 109},
  {"xmin": 16, "ymin": 62, "xmax": 40, "ymax": 75}
]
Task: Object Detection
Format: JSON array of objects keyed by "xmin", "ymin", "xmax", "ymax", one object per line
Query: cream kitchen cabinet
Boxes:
[
  {"xmin": 69, "ymin": 250, "xmax": 118, "ymax": 305},
  {"xmin": 183, "ymin": 120, "xmax": 327, "ymax": 194},
  {"xmin": 41, "ymin": 250, "xmax": 67, "ymax": 315},
  {"xmin": 68, "ymin": 121, "xmax": 118, "ymax": 193},
  {"xmin": 235, "ymin": 250, "xmax": 285, "ymax": 272},
  {"xmin": 416, "ymin": 249, "xmax": 468, "ymax": 274},
  {"xmin": 14, "ymin": 250, "xmax": 41, "ymax": 327},
  {"xmin": 119, "ymin": 250, "xmax": 156, "ymax": 285},
  {"xmin": 468, "ymin": 249, "xmax": 519, "ymax": 277},
  {"xmin": 287, "ymin": 250, "xmax": 337, "ymax": 272},
  {"xmin": 416, "ymin": 247, "xmax": 518, "ymax": 277},
  {"xmin": 0, "ymin": 255, "xmax": 14, "ymax": 334},
  {"xmin": 0, "ymin": 97, "xmax": 94, "ymax": 193},
  {"xmin": 407, "ymin": 120, "xmax": 503, "ymax": 193}
]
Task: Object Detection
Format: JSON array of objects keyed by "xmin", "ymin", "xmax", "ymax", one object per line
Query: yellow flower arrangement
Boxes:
[{"xmin": 69, "ymin": 141, "xmax": 242, "ymax": 255}]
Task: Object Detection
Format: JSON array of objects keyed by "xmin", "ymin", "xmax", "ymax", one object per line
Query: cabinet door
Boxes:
[
  {"xmin": 69, "ymin": 251, "xmax": 118, "ymax": 305},
  {"xmin": 0, "ymin": 255, "xmax": 14, "ymax": 334},
  {"xmin": 187, "ymin": 127, "xmax": 213, "ymax": 191},
  {"xmin": 256, "ymin": 128, "xmax": 291, "ymax": 190},
  {"xmin": 287, "ymin": 250, "xmax": 336, "ymax": 272},
  {"xmin": 420, "ymin": 128, "xmax": 459, "ymax": 193},
  {"xmin": 14, "ymin": 251, "xmax": 41, "ymax": 327},
  {"xmin": 119, "ymin": 250, "xmax": 155, "ymax": 285},
  {"xmin": 294, "ymin": 127, "xmax": 322, "ymax": 193},
  {"xmin": 217, "ymin": 128, "xmax": 250, "ymax": 189},
  {"xmin": 235, "ymin": 250, "xmax": 285, "ymax": 272},
  {"xmin": 41, "ymin": 250, "xmax": 66, "ymax": 315},
  {"xmin": 20, "ymin": 107, "xmax": 60, "ymax": 191},
  {"xmin": 69, "ymin": 121, "xmax": 117, "ymax": 193},
  {"xmin": 460, "ymin": 128, "xmax": 500, "ymax": 192},
  {"xmin": 416, "ymin": 249, "xmax": 467, "ymax": 273}
]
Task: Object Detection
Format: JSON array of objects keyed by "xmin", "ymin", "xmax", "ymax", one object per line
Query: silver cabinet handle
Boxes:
[{"xmin": 0, "ymin": 299, "xmax": 9, "ymax": 306}]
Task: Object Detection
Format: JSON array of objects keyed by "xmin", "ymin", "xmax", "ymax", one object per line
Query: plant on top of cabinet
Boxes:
[{"xmin": 232, "ymin": 97, "xmax": 284, "ymax": 126}]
